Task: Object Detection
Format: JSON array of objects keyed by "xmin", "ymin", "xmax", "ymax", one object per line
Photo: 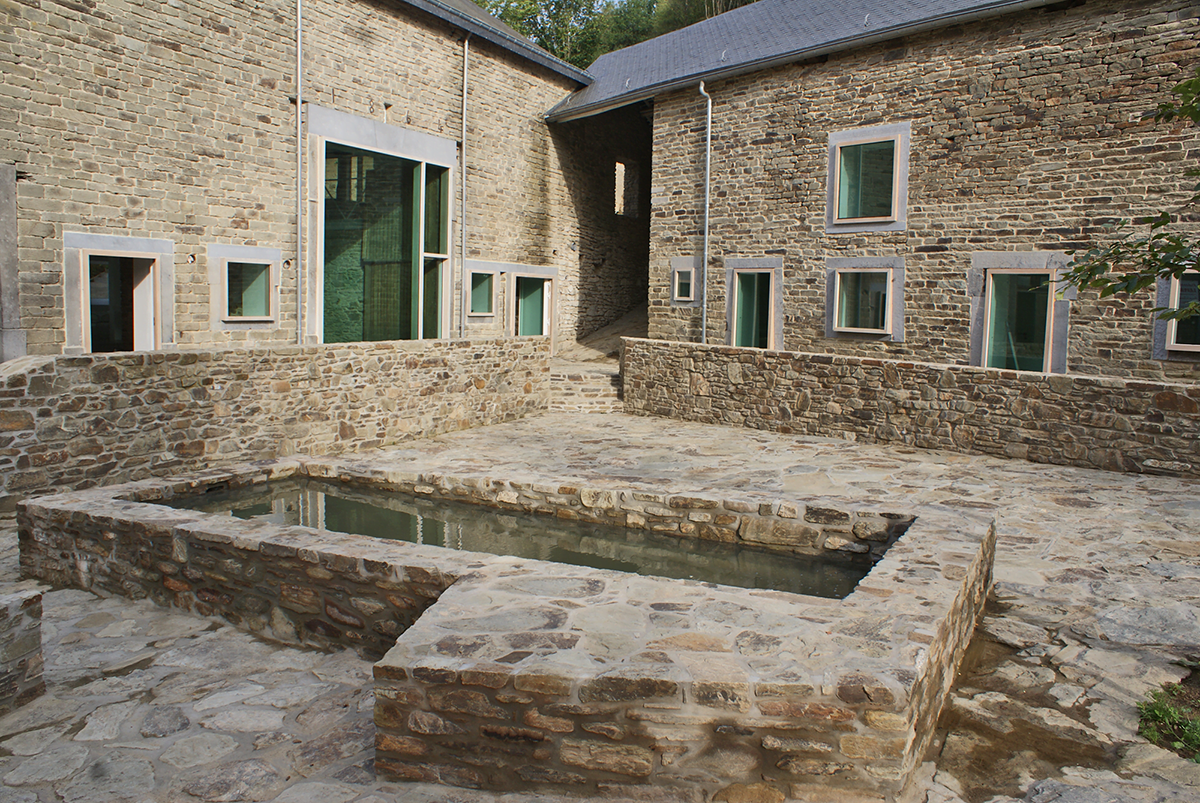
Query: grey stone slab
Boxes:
[
  {"xmin": 56, "ymin": 756, "xmax": 155, "ymax": 803},
  {"xmin": 201, "ymin": 708, "xmax": 286, "ymax": 733},
  {"xmin": 182, "ymin": 758, "xmax": 282, "ymax": 802},
  {"xmin": 3, "ymin": 743, "xmax": 89, "ymax": 785},
  {"xmin": 160, "ymin": 733, "xmax": 239, "ymax": 769},
  {"xmin": 139, "ymin": 705, "xmax": 190, "ymax": 737}
]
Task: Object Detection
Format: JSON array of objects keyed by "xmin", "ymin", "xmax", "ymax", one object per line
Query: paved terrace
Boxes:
[{"xmin": 1, "ymin": 411, "xmax": 1199, "ymax": 802}]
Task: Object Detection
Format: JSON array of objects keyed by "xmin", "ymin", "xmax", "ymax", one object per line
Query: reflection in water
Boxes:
[{"xmin": 176, "ymin": 479, "xmax": 873, "ymax": 598}]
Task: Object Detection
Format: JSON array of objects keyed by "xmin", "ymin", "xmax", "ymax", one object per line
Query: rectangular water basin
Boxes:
[
  {"xmin": 169, "ymin": 478, "xmax": 874, "ymax": 598},
  {"xmin": 18, "ymin": 456, "xmax": 995, "ymax": 802}
]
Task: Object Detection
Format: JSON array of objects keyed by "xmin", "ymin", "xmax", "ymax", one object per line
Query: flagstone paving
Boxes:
[{"xmin": 1, "ymin": 411, "xmax": 1199, "ymax": 802}]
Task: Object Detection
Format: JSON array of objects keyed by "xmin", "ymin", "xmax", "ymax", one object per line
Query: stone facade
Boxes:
[
  {"xmin": 0, "ymin": 337, "xmax": 549, "ymax": 508},
  {"xmin": 0, "ymin": 589, "xmax": 44, "ymax": 716},
  {"xmin": 20, "ymin": 457, "xmax": 995, "ymax": 800},
  {"xmin": 647, "ymin": 0, "xmax": 1200, "ymax": 382},
  {"xmin": 1, "ymin": 0, "xmax": 647, "ymax": 356},
  {"xmin": 622, "ymin": 337, "xmax": 1200, "ymax": 478}
]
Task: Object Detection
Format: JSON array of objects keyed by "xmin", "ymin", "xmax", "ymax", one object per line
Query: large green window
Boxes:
[
  {"xmin": 227, "ymin": 262, "xmax": 270, "ymax": 319},
  {"xmin": 734, "ymin": 272, "xmax": 772, "ymax": 349},
  {"xmin": 322, "ymin": 143, "xmax": 449, "ymax": 343},
  {"xmin": 836, "ymin": 140, "xmax": 896, "ymax": 221},
  {"xmin": 1168, "ymin": 273, "xmax": 1200, "ymax": 352},
  {"xmin": 985, "ymin": 273, "xmax": 1051, "ymax": 371}
]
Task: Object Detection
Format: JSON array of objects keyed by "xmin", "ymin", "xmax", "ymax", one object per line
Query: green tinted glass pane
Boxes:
[
  {"xmin": 676, "ymin": 270, "xmax": 691, "ymax": 300},
  {"xmin": 836, "ymin": 271, "xmax": 888, "ymax": 331},
  {"xmin": 88, "ymin": 255, "xmax": 134, "ymax": 353},
  {"xmin": 517, "ymin": 277, "xmax": 545, "ymax": 336},
  {"xmin": 837, "ymin": 140, "xmax": 895, "ymax": 220},
  {"xmin": 470, "ymin": 272, "xmax": 493, "ymax": 314},
  {"xmin": 422, "ymin": 258, "xmax": 441, "ymax": 339},
  {"xmin": 424, "ymin": 165, "xmax": 449, "ymax": 255},
  {"xmin": 1175, "ymin": 275, "xmax": 1200, "ymax": 346},
  {"xmin": 735, "ymin": 272, "xmax": 771, "ymax": 349},
  {"xmin": 986, "ymin": 273, "xmax": 1049, "ymax": 371},
  {"xmin": 323, "ymin": 143, "xmax": 419, "ymax": 342},
  {"xmin": 227, "ymin": 262, "xmax": 269, "ymax": 318}
]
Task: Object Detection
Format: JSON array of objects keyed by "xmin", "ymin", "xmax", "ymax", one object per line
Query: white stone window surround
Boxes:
[
  {"xmin": 306, "ymin": 104, "xmax": 458, "ymax": 344},
  {"xmin": 499, "ymin": 261, "xmax": 558, "ymax": 351},
  {"xmin": 464, "ymin": 260, "xmax": 503, "ymax": 319},
  {"xmin": 63, "ymin": 232, "xmax": 175, "ymax": 354},
  {"xmin": 208, "ymin": 244, "xmax": 282, "ymax": 331},
  {"xmin": 825, "ymin": 121, "xmax": 911, "ymax": 234},
  {"xmin": 671, "ymin": 256, "xmax": 700, "ymax": 305},
  {"xmin": 968, "ymin": 251, "xmax": 1074, "ymax": 374},
  {"xmin": 725, "ymin": 256, "xmax": 784, "ymax": 350},
  {"xmin": 1152, "ymin": 271, "xmax": 1200, "ymax": 358},
  {"xmin": 825, "ymin": 257, "xmax": 905, "ymax": 342}
]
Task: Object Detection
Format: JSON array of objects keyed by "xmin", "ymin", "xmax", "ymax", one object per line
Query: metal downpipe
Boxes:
[
  {"xmin": 698, "ymin": 81, "xmax": 712, "ymax": 345},
  {"xmin": 459, "ymin": 34, "xmax": 470, "ymax": 338},
  {"xmin": 295, "ymin": 0, "xmax": 304, "ymax": 344}
]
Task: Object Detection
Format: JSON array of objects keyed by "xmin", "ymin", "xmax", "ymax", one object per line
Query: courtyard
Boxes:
[{"xmin": 1, "ymin": 411, "xmax": 1198, "ymax": 802}]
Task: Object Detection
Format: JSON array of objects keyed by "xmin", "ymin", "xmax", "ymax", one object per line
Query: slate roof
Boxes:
[
  {"xmin": 546, "ymin": 0, "xmax": 1054, "ymax": 121},
  {"xmin": 399, "ymin": 0, "xmax": 592, "ymax": 84}
]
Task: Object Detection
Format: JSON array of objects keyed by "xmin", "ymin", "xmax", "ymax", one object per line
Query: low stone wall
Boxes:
[
  {"xmin": 0, "ymin": 589, "xmax": 44, "ymax": 716},
  {"xmin": 19, "ymin": 458, "xmax": 995, "ymax": 800},
  {"xmin": 622, "ymin": 337, "xmax": 1200, "ymax": 478},
  {"xmin": 0, "ymin": 337, "xmax": 550, "ymax": 508}
]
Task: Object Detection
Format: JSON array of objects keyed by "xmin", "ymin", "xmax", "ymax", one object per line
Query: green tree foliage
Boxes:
[
  {"xmin": 1064, "ymin": 67, "xmax": 1200, "ymax": 321},
  {"xmin": 476, "ymin": 0, "xmax": 761, "ymax": 69}
]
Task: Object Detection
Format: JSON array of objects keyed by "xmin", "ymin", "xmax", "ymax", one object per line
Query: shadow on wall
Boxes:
[{"xmin": 550, "ymin": 104, "xmax": 652, "ymax": 341}]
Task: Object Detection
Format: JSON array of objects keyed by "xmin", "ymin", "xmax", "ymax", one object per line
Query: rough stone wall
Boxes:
[
  {"xmin": 2, "ymin": 0, "xmax": 646, "ymax": 354},
  {"xmin": 1, "ymin": 0, "xmax": 299, "ymax": 353},
  {"xmin": 648, "ymin": 0, "xmax": 1200, "ymax": 381},
  {"xmin": 0, "ymin": 589, "xmax": 44, "ymax": 716},
  {"xmin": 622, "ymin": 337, "xmax": 1200, "ymax": 478},
  {"xmin": 0, "ymin": 337, "xmax": 549, "ymax": 507}
]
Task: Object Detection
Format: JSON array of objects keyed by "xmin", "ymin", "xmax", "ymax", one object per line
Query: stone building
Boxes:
[
  {"xmin": 0, "ymin": 0, "xmax": 649, "ymax": 359},
  {"xmin": 551, "ymin": 0, "xmax": 1200, "ymax": 382}
]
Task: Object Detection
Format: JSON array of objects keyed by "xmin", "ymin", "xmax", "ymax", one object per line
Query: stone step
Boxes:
[{"xmin": 548, "ymin": 361, "xmax": 623, "ymax": 414}]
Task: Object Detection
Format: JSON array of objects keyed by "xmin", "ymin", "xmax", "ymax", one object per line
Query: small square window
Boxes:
[
  {"xmin": 227, "ymin": 261, "xmax": 271, "ymax": 319},
  {"xmin": 834, "ymin": 270, "xmax": 891, "ymax": 334},
  {"xmin": 674, "ymin": 268, "xmax": 693, "ymax": 302},
  {"xmin": 470, "ymin": 272, "xmax": 494, "ymax": 315},
  {"xmin": 826, "ymin": 122, "xmax": 909, "ymax": 234},
  {"xmin": 1167, "ymin": 272, "xmax": 1200, "ymax": 352},
  {"xmin": 836, "ymin": 141, "xmax": 896, "ymax": 222}
]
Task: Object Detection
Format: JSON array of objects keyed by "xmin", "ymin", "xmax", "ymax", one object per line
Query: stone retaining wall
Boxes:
[
  {"xmin": 622, "ymin": 337, "xmax": 1200, "ymax": 478},
  {"xmin": 19, "ymin": 458, "xmax": 995, "ymax": 800},
  {"xmin": 0, "ymin": 337, "xmax": 549, "ymax": 508},
  {"xmin": 0, "ymin": 589, "xmax": 44, "ymax": 716}
]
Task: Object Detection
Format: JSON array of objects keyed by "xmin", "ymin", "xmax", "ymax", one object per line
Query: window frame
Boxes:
[
  {"xmin": 673, "ymin": 266, "xmax": 695, "ymax": 302},
  {"xmin": 981, "ymin": 268, "xmax": 1056, "ymax": 373},
  {"xmin": 968, "ymin": 252, "xmax": 1073, "ymax": 374},
  {"xmin": 825, "ymin": 258, "xmax": 904, "ymax": 342},
  {"xmin": 468, "ymin": 270, "xmax": 497, "ymax": 317},
  {"xmin": 1166, "ymin": 271, "xmax": 1200, "ymax": 353},
  {"xmin": 825, "ymin": 122, "xmax": 910, "ymax": 235},
  {"xmin": 832, "ymin": 267, "xmax": 893, "ymax": 335},
  {"xmin": 725, "ymin": 257, "xmax": 783, "ymax": 351},
  {"xmin": 209, "ymin": 244, "xmax": 281, "ymax": 329}
]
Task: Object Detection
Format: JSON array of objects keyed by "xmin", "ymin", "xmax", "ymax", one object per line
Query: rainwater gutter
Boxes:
[
  {"xmin": 459, "ymin": 34, "xmax": 470, "ymax": 338},
  {"xmin": 698, "ymin": 81, "xmax": 712, "ymax": 345},
  {"xmin": 295, "ymin": 0, "xmax": 304, "ymax": 344}
]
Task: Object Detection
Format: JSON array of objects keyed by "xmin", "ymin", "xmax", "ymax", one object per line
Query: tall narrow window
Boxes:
[
  {"xmin": 734, "ymin": 272, "xmax": 772, "ymax": 349},
  {"xmin": 515, "ymin": 276, "xmax": 549, "ymax": 336},
  {"xmin": 322, "ymin": 143, "xmax": 449, "ymax": 343},
  {"xmin": 674, "ymin": 268, "xmax": 694, "ymax": 302},
  {"xmin": 615, "ymin": 160, "xmax": 639, "ymax": 217},
  {"xmin": 984, "ymin": 272, "xmax": 1052, "ymax": 371},
  {"xmin": 88, "ymin": 255, "xmax": 156, "ymax": 353},
  {"xmin": 470, "ymin": 272, "xmax": 494, "ymax": 315},
  {"xmin": 1167, "ymin": 272, "xmax": 1200, "ymax": 352}
]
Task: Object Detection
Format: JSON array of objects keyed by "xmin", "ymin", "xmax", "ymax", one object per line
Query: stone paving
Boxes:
[{"xmin": 2, "ymin": 411, "xmax": 1200, "ymax": 802}]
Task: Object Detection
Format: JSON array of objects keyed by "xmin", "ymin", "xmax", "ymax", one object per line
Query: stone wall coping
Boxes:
[{"xmin": 620, "ymin": 337, "xmax": 1200, "ymax": 395}]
